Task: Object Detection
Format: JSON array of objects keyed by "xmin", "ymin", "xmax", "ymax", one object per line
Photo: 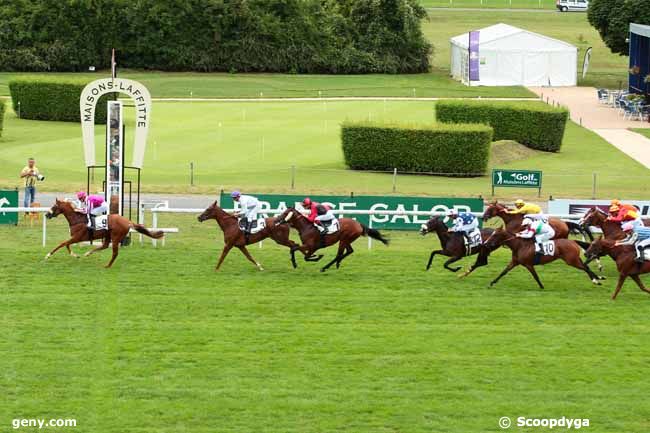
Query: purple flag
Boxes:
[{"xmin": 469, "ymin": 31, "xmax": 480, "ymax": 82}]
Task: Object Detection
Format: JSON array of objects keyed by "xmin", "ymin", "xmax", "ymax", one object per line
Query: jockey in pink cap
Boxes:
[{"xmin": 74, "ymin": 191, "xmax": 108, "ymax": 233}]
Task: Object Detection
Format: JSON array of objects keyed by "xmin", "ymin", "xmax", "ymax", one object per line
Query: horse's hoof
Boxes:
[
  {"xmin": 599, "ymin": 276, "xmax": 607, "ymax": 280},
  {"xmin": 592, "ymin": 278, "xmax": 602, "ymax": 286},
  {"xmin": 257, "ymin": 264, "xmax": 265, "ymax": 271},
  {"xmin": 452, "ymin": 267, "xmax": 461, "ymax": 273},
  {"xmin": 320, "ymin": 269, "xmax": 326, "ymax": 273}
]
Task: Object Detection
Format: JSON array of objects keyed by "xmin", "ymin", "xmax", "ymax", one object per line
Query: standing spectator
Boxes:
[{"xmin": 20, "ymin": 158, "xmax": 41, "ymax": 210}]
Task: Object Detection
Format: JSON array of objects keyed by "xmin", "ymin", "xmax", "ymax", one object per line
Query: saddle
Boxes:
[
  {"xmin": 239, "ymin": 218, "xmax": 266, "ymax": 234},
  {"xmin": 88, "ymin": 214, "xmax": 108, "ymax": 230},
  {"xmin": 461, "ymin": 228, "xmax": 482, "ymax": 256}
]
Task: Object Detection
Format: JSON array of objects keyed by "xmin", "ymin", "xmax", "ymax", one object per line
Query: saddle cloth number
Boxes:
[
  {"xmin": 541, "ymin": 241, "xmax": 555, "ymax": 256},
  {"xmin": 90, "ymin": 215, "xmax": 108, "ymax": 230},
  {"xmin": 325, "ymin": 220, "xmax": 340, "ymax": 235},
  {"xmin": 242, "ymin": 218, "xmax": 266, "ymax": 234},
  {"xmin": 466, "ymin": 229, "xmax": 482, "ymax": 248}
]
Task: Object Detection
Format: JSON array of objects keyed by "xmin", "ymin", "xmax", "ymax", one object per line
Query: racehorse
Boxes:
[
  {"xmin": 586, "ymin": 239, "xmax": 650, "ymax": 300},
  {"xmin": 44, "ymin": 199, "xmax": 164, "ymax": 268},
  {"xmin": 482, "ymin": 201, "xmax": 585, "ymax": 239},
  {"xmin": 419, "ymin": 215, "xmax": 494, "ymax": 272},
  {"xmin": 579, "ymin": 207, "xmax": 649, "ymax": 240},
  {"xmin": 197, "ymin": 201, "xmax": 300, "ymax": 271},
  {"xmin": 463, "ymin": 228, "xmax": 603, "ymax": 289},
  {"xmin": 275, "ymin": 207, "xmax": 389, "ymax": 272}
]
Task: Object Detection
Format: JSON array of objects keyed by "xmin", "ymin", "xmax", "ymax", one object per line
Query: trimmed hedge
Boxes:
[
  {"xmin": 8, "ymin": 78, "xmax": 109, "ymax": 123},
  {"xmin": 435, "ymin": 101, "xmax": 568, "ymax": 152},
  {"xmin": 341, "ymin": 121, "xmax": 493, "ymax": 176},
  {"xmin": 0, "ymin": 100, "xmax": 5, "ymax": 137}
]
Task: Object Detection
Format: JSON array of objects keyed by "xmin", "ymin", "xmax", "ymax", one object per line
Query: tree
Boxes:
[{"xmin": 588, "ymin": 0, "xmax": 650, "ymax": 56}]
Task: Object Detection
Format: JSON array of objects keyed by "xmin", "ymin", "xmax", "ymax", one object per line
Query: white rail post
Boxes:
[
  {"xmin": 42, "ymin": 214, "xmax": 47, "ymax": 247},
  {"xmin": 367, "ymin": 218, "xmax": 373, "ymax": 250},
  {"xmin": 152, "ymin": 210, "xmax": 158, "ymax": 248}
]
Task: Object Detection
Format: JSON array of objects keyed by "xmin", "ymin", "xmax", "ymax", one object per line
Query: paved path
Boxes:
[{"xmin": 528, "ymin": 86, "xmax": 650, "ymax": 169}]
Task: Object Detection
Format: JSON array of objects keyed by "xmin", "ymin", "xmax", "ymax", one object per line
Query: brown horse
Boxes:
[
  {"xmin": 586, "ymin": 239, "xmax": 650, "ymax": 300},
  {"xmin": 464, "ymin": 228, "xmax": 603, "ymax": 289},
  {"xmin": 419, "ymin": 216, "xmax": 494, "ymax": 272},
  {"xmin": 44, "ymin": 199, "xmax": 164, "ymax": 268},
  {"xmin": 482, "ymin": 201, "xmax": 583, "ymax": 239},
  {"xmin": 275, "ymin": 207, "xmax": 389, "ymax": 272},
  {"xmin": 197, "ymin": 201, "xmax": 300, "ymax": 271},
  {"xmin": 579, "ymin": 207, "xmax": 649, "ymax": 240}
]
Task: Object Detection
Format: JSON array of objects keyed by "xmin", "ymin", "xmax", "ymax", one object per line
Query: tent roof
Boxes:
[
  {"xmin": 450, "ymin": 23, "xmax": 576, "ymax": 51},
  {"xmin": 631, "ymin": 23, "xmax": 650, "ymax": 39}
]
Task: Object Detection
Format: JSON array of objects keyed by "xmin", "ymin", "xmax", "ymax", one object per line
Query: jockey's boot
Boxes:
[
  {"xmin": 88, "ymin": 216, "xmax": 96, "ymax": 239},
  {"xmin": 636, "ymin": 245, "xmax": 645, "ymax": 263},
  {"xmin": 317, "ymin": 224, "xmax": 327, "ymax": 246}
]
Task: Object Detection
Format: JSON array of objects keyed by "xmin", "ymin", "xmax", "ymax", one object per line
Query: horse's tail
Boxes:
[
  {"xmin": 361, "ymin": 224, "xmax": 389, "ymax": 245},
  {"xmin": 566, "ymin": 220, "xmax": 593, "ymax": 241},
  {"xmin": 131, "ymin": 223, "xmax": 165, "ymax": 239}
]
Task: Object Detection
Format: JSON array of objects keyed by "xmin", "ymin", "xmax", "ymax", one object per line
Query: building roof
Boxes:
[
  {"xmin": 450, "ymin": 23, "xmax": 576, "ymax": 52},
  {"xmin": 630, "ymin": 23, "xmax": 650, "ymax": 39}
]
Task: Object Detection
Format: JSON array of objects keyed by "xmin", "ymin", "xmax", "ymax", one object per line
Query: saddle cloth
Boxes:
[
  {"xmin": 88, "ymin": 215, "xmax": 108, "ymax": 230},
  {"xmin": 535, "ymin": 241, "xmax": 556, "ymax": 256},
  {"xmin": 464, "ymin": 228, "xmax": 482, "ymax": 249},
  {"xmin": 240, "ymin": 218, "xmax": 266, "ymax": 234},
  {"xmin": 318, "ymin": 220, "xmax": 340, "ymax": 235}
]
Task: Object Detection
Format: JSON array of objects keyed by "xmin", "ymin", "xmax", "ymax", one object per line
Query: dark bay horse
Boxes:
[
  {"xmin": 45, "ymin": 199, "xmax": 164, "ymax": 268},
  {"xmin": 586, "ymin": 239, "xmax": 650, "ymax": 300},
  {"xmin": 464, "ymin": 228, "xmax": 603, "ymax": 289},
  {"xmin": 483, "ymin": 202, "xmax": 585, "ymax": 239},
  {"xmin": 197, "ymin": 201, "xmax": 299, "ymax": 271},
  {"xmin": 275, "ymin": 207, "xmax": 389, "ymax": 272},
  {"xmin": 419, "ymin": 215, "xmax": 494, "ymax": 272}
]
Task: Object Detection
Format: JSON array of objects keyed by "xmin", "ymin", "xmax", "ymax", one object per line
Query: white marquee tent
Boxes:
[{"xmin": 450, "ymin": 23, "xmax": 577, "ymax": 87}]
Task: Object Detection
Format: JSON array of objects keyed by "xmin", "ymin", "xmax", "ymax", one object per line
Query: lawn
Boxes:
[
  {"xmin": 0, "ymin": 100, "xmax": 647, "ymax": 199},
  {"xmin": 632, "ymin": 128, "xmax": 650, "ymax": 139},
  {"xmin": 422, "ymin": 9, "xmax": 628, "ymax": 89},
  {"xmin": 421, "ymin": 0, "xmax": 557, "ymax": 8},
  {"xmin": 0, "ymin": 71, "xmax": 534, "ymax": 100},
  {"xmin": 1, "ymin": 215, "xmax": 649, "ymax": 433}
]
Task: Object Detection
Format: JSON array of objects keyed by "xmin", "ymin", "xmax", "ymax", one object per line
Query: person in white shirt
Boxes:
[{"xmin": 231, "ymin": 191, "xmax": 260, "ymax": 233}]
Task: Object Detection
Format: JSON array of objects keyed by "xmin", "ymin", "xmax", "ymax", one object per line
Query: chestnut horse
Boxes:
[
  {"xmin": 586, "ymin": 239, "xmax": 650, "ymax": 300},
  {"xmin": 419, "ymin": 216, "xmax": 494, "ymax": 272},
  {"xmin": 197, "ymin": 201, "xmax": 299, "ymax": 271},
  {"xmin": 44, "ymin": 199, "xmax": 164, "ymax": 268},
  {"xmin": 482, "ymin": 202, "xmax": 585, "ymax": 239},
  {"xmin": 579, "ymin": 207, "xmax": 649, "ymax": 240},
  {"xmin": 275, "ymin": 207, "xmax": 389, "ymax": 272},
  {"xmin": 464, "ymin": 228, "xmax": 603, "ymax": 289}
]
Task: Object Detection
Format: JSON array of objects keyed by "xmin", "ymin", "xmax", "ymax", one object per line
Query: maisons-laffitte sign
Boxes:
[{"xmin": 80, "ymin": 78, "xmax": 152, "ymax": 168}]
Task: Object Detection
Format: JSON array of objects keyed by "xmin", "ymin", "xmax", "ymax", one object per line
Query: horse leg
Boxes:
[
  {"xmin": 562, "ymin": 255, "xmax": 602, "ymax": 285},
  {"xmin": 612, "ymin": 274, "xmax": 627, "ymax": 300},
  {"xmin": 426, "ymin": 250, "xmax": 442, "ymax": 271},
  {"xmin": 490, "ymin": 260, "xmax": 517, "ymax": 287},
  {"xmin": 523, "ymin": 264, "xmax": 544, "ymax": 289},
  {"xmin": 65, "ymin": 244, "xmax": 80, "ymax": 258},
  {"xmin": 84, "ymin": 238, "xmax": 110, "ymax": 257},
  {"xmin": 45, "ymin": 237, "xmax": 78, "ymax": 260},
  {"xmin": 629, "ymin": 275, "xmax": 650, "ymax": 296},
  {"xmin": 215, "ymin": 243, "xmax": 234, "ymax": 271},
  {"xmin": 443, "ymin": 256, "xmax": 463, "ymax": 273},
  {"xmin": 238, "ymin": 245, "xmax": 264, "ymax": 271},
  {"xmin": 335, "ymin": 245, "xmax": 354, "ymax": 269},
  {"xmin": 321, "ymin": 244, "xmax": 345, "ymax": 272}
]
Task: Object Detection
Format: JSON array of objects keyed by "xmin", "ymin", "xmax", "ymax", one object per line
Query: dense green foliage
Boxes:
[
  {"xmin": 0, "ymin": 0, "xmax": 432, "ymax": 74},
  {"xmin": 8, "ymin": 78, "xmax": 108, "ymax": 123},
  {"xmin": 341, "ymin": 121, "xmax": 492, "ymax": 175},
  {"xmin": 588, "ymin": 0, "xmax": 650, "ymax": 55},
  {"xmin": 436, "ymin": 101, "xmax": 568, "ymax": 152},
  {"xmin": 0, "ymin": 100, "xmax": 5, "ymax": 137}
]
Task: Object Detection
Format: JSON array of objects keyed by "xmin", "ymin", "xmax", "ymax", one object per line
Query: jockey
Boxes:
[
  {"xmin": 516, "ymin": 217, "xmax": 555, "ymax": 252},
  {"xmin": 231, "ymin": 191, "xmax": 259, "ymax": 233},
  {"xmin": 617, "ymin": 221, "xmax": 650, "ymax": 262},
  {"xmin": 446, "ymin": 209, "xmax": 478, "ymax": 242},
  {"xmin": 74, "ymin": 191, "xmax": 108, "ymax": 232},
  {"xmin": 302, "ymin": 198, "xmax": 337, "ymax": 233},
  {"xmin": 608, "ymin": 202, "xmax": 640, "ymax": 225},
  {"xmin": 508, "ymin": 199, "xmax": 544, "ymax": 219}
]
